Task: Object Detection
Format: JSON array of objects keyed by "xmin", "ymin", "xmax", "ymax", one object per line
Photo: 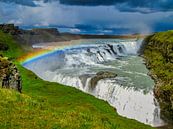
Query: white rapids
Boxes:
[{"xmin": 23, "ymin": 39, "xmax": 165, "ymax": 127}]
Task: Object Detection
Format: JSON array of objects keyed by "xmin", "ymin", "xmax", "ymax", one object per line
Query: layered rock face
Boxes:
[
  {"xmin": 142, "ymin": 30, "xmax": 173, "ymax": 121},
  {"xmin": 0, "ymin": 55, "xmax": 22, "ymax": 93}
]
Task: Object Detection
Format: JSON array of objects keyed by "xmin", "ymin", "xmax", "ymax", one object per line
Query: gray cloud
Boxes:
[
  {"xmin": 0, "ymin": 0, "xmax": 173, "ymax": 13},
  {"xmin": 0, "ymin": 0, "xmax": 37, "ymax": 6},
  {"xmin": 0, "ymin": 1, "xmax": 173, "ymax": 34}
]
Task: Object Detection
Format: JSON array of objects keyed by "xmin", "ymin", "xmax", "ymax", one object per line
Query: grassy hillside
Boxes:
[
  {"xmin": 0, "ymin": 31, "xmax": 24, "ymax": 59},
  {"xmin": 143, "ymin": 30, "xmax": 173, "ymax": 121},
  {"xmin": 0, "ymin": 30, "xmax": 154, "ymax": 129}
]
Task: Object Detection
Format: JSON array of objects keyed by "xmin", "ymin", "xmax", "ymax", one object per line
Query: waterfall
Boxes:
[
  {"xmin": 23, "ymin": 39, "xmax": 165, "ymax": 127},
  {"xmin": 26, "ymin": 41, "xmax": 139, "ymax": 70},
  {"xmin": 27, "ymin": 71, "xmax": 164, "ymax": 126},
  {"xmin": 93, "ymin": 79, "xmax": 164, "ymax": 127}
]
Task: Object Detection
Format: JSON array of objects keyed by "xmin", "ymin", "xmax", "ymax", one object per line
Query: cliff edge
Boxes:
[{"xmin": 142, "ymin": 30, "xmax": 173, "ymax": 121}]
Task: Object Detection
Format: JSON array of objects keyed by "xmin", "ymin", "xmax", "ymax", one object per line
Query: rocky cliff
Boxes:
[
  {"xmin": 0, "ymin": 24, "xmax": 67, "ymax": 45},
  {"xmin": 142, "ymin": 30, "xmax": 173, "ymax": 121},
  {"xmin": 0, "ymin": 55, "xmax": 22, "ymax": 93},
  {"xmin": 0, "ymin": 24, "xmax": 22, "ymax": 35}
]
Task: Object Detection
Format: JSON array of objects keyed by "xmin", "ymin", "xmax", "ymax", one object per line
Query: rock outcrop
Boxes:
[
  {"xmin": 0, "ymin": 24, "xmax": 65, "ymax": 45},
  {"xmin": 142, "ymin": 30, "xmax": 173, "ymax": 121},
  {"xmin": 18, "ymin": 28, "xmax": 64, "ymax": 44},
  {"xmin": 90, "ymin": 71, "xmax": 117, "ymax": 89},
  {"xmin": 0, "ymin": 55, "xmax": 22, "ymax": 93},
  {"xmin": 0, "ymin": 24, "xmax": 22, "ymax": 35}
]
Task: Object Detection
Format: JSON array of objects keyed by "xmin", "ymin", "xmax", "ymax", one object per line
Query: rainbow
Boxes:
[{"xmin": 19, "ymin": 40, "xmax": 84, "ymax": 65}]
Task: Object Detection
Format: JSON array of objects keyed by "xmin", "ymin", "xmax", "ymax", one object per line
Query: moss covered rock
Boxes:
[
  {"xmin": 0, "ymin": 56, "xmax": 22, "ymax": 93},
  {"xmin": 143, "ymin": 30, "xmax": 173, "ymax": 120}
]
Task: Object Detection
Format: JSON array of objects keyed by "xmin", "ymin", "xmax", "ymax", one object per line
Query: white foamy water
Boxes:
[{"xmin": 23, "ymin": 39, "xmax": 165, "ymax": 127}]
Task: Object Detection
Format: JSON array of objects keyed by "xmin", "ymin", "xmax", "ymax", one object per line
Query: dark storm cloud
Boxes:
[
  {"xmin": 0, "ymin": 0, "xmax": 173, "ymax": 13},
  {"xmin": 75, "ymin": 24, "xmax": 98, "ymax": 31},
  {"xmin": 0, "ymin": 0, "xmax": 173, "ymax": 34},
  {"xmin": 0, "ymin": 0, "xmax": 173, "ymax": 12},
  {"xmin": 59, "ymin": 0, "xmax": 120, "ymax": 6},
  {"xmin": 0, "ymin": 0, "xmax": 54, "ymax": 6},
  {"xmin": 0, "ymin": 0, "xmax": 37, "ymax": 6},
  {"xmin": 59, "ymin": 0, "xmax": 173, "ymax": 11},
  {"xmin": 73, "ymin": 24, "xmax": 132, "ymax": 34}
]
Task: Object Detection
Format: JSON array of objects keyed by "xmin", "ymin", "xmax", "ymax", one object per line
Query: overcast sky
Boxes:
[{"xmin": 0, "ymin": 0, "xmax": 173, "ymax": 35}]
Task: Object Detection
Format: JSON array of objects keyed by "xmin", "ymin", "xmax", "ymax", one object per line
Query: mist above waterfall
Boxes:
[
  {"xmin": 23, "ymin": 39, "xmax": 165, "ymax": 127},
  {"xmin": 29, "ymin": 39, "xmax": 141, "ymax": 68}
]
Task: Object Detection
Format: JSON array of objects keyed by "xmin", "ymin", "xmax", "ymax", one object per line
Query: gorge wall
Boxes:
[{"xmin": 142, "ymin": 30, "xmax": 173, "ymax": 121}]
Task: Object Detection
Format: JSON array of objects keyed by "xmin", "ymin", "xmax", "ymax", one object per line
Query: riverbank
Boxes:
[
  {"xmin": 142, "ymin": 30, "xmax": 173, "ymax": 126},
  {"xmin": 0, "ymin": 31, "xmax": 154, "ymax": 128}
]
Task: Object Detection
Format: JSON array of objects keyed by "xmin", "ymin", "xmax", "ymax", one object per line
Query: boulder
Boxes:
[{"xmin": 90, "ymin": 71, "xmax": 117, "ymax": 89}]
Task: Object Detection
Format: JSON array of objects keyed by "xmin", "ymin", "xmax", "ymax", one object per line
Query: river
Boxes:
[{"xmin": 23, "ymin": 39, "xmax": 165, "ymax": 127}]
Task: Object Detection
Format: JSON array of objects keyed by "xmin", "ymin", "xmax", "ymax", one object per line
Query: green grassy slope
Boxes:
[
  {"xmin": 143, "ymin": 30, "xmax": 173, "ymax": 120},
  {"xmin": 0, "ymin": 31, "xmax": 24, "ymax": 59},
  {"xmin": 0, "ymin": 31, "xmax": 154, "ymax": 129}
]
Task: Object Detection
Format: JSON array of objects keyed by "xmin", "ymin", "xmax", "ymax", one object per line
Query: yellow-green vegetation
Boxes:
[
  {"xmin": 0, "ymin": 31, "xmax": 24, "ymax": 59},
  {"xmin": 143, "ymin": 30, "xmax": 173, "ymax": 120},
  {"xmin": 0, "ymin": 30, "xmax": 154, "ymax": 129}
]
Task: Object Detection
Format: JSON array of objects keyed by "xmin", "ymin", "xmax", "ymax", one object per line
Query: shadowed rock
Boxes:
[
  {"xmin": 90, "ymin": 71, "xmax": 117, "ymax": 89},
  {"xmin": 0, "ymin": 24, "xmax": 22, "ymax": 35},
  {"xmin": 0, "ymin": 42, "xmax": 9, "ymax": 51},
  {"xmin": 107, "ymin": 44, "xmax": 117, "ymax": 55},
  {"xmin": 0, "ymin": 56, "xmax": 22, "ymax": 93}
]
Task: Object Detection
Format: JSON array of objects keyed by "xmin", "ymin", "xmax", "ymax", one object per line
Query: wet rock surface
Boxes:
[
  {"xmin": 90, "ymin": 71, "xmax": 117, "ymax": 89},
  {"xmin": 0, "ymin": 55, "xmax": 22, "ymax": 93}
]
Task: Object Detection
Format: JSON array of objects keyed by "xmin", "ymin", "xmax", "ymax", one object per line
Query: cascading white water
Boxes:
[{"xmin": 23, "ymin": 39, "xmax": 165, "ymax": 127}]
